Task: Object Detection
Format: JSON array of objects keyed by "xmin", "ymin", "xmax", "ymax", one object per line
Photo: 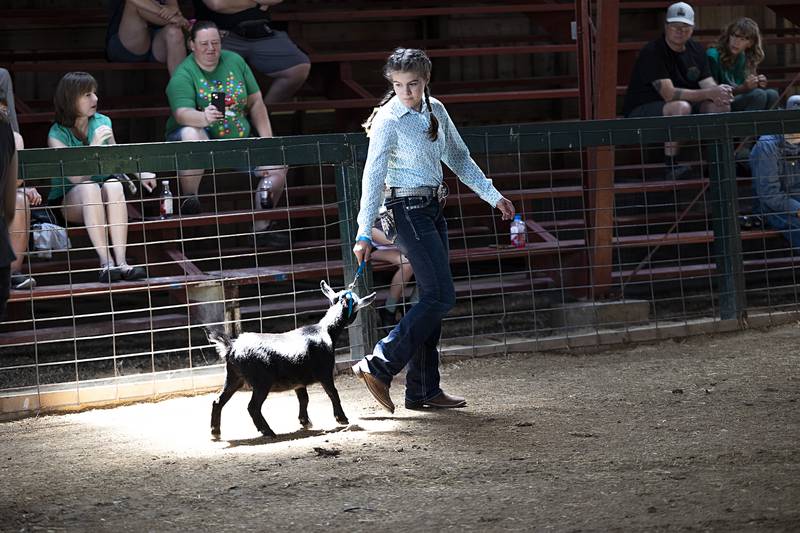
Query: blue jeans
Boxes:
[
  {"xmin": 764, "ymin": 211, "xmax": 800, "ymax": 250},
  {"xmin": 732, "ymin": 88, "xmax": 779, "ymax": 112},
  {"xmin": 363, "ymin": 195, "xmax": 455, "ymax": 403}
]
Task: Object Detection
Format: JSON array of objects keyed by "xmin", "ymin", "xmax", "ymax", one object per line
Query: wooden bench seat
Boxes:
[{"xmin": 7, "ymin": 273, "xmax": 212, "ymax": 303}]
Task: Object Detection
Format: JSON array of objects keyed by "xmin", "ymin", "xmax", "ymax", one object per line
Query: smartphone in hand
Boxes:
[{"xmin": 211, "ymin": 92, "xmax": 226, "ymax": 114}]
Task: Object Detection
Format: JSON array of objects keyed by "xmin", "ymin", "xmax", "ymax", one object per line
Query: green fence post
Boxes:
[
  {"xmin": 335, "ymin": 160, "xmax": 378, "ymax": 360},
  {"xmin": 707, "ymin": 136, "xmax": 746, "ymax": 321}
]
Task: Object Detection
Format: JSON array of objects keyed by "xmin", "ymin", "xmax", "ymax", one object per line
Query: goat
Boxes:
[{"xmin": 206, "ymin": 280, "xmax": 376, "ymax": 437}]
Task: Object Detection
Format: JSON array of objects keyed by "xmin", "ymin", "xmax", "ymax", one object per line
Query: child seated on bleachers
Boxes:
[{"xmin": 47, "ymin": 72, "xmax": 155, "ymax": 283}]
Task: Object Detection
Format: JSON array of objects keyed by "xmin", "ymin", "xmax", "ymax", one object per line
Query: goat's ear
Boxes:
[
  {"xmin": 320, "ymin": 280, "xmax": 337, "ymax": 302},
  {"xmin": 355, "ymin": 291, "xmax": 377, "ymax": 311}
]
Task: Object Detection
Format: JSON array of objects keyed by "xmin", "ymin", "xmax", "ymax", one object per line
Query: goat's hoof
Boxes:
[
  {"xmin": 260, "ymin": 429, "xmax": 277, "ymax": 438},
  {"xmin": 211, "ymin": 427, "xmax": 221, "ymax": 437},
  {"xmin": 336, "ymin": 416, "xmax": 349, "ymax": 426},
  {"xmin": 299, "ymin": 418, "xmax": 312, "ymax": 429}
]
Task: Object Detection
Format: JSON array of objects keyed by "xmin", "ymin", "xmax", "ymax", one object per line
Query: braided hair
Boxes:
[{"xmin": 362, "ymin": 48, "xmax": 439, "ymax": 141}]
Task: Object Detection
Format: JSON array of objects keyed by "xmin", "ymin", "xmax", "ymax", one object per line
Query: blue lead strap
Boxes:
[{"xmin": 348, "ymin": 260, "xmax": 366, "ymax": 290}]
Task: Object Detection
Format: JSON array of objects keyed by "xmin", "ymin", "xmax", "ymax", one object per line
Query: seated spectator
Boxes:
[
  {"xmin": 165, "ymin": 21, "xmax": 287, "ymax": 246},
  {"xmin": 370, "ymin": 224, "xmax": 415, "ymax": 327},
  {"xmin": 0, "ymin": 71, "xmax": 38, "ymax": 289},
  {"xmin": 707, "ymin": 17, "xmax": 778, "ymax": 112},
  {"xmin": 749, "ymin": 96, "xmax": 800, "ymax": 250},
  {"xmin": 106, "ymin": 0, "xmax": 191, "ymax": 75},
  {"xmin": 9, "ymin": 133, "xmax": 40, "ymax": 290},
  {"xmin": 623, "ymin": 2, "xmax": 733, "ymax": 179},
  {"xmin": 192, "ymin": 0, "xmax": 310, "ymax": 104},
  {"xmin": 47, "ymin": 72, "xmax": 154, "ymax": 283},
  {"xmin": 0, "ymin": 110, "xmax": 16, "ymax": 318},
  {"xmin": 0, "ymin": 69, "xmax": 20, "ymax": 134}
]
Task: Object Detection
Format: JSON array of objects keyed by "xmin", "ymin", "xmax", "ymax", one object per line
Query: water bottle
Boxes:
[
  {"xmin": 510, "ymin": 214, "xmax": 526, "ymax": 248},
  {"xmin": 259, "ymin": 180, "xmax": 273, "ymax": 209},
  {"xmin": 159, "ymin": 180, "xmax": 174, "ymax": 219}
]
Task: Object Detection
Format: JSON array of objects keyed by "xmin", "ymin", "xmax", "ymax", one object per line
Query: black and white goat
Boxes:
[{"xmin": 206, "ymin": 280, "xmax": 376, "ymax": 437}]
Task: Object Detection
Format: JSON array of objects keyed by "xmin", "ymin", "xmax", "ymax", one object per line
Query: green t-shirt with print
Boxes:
[
  {"xmin": 706, "ymin": 47, "xmax": 747, "ymax": 87},
  {"xmin": 47, "ymin": 112, "xmax": 113, "ymax": 202},
  {"xmin": 165, "ymin": 50, "xmax": 260, "ymax": 139}
]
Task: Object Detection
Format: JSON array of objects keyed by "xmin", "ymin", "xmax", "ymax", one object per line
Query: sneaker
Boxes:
[
  {"xmin": 119, "ymin": 265, "xmax": 147, "ymax": 281},
  {"xmin": 99, "ymin": 266, "xmax": 122, "ymax": 284},
  {"xmin": 254, "ymin": 230, "xmax": 290, "ymax": 250},
  {"xmin": 10, "ymin": 272, "xmax": 36, "ymax": 290},
  {"xmin": 180, "ymin": 195, "xmax": 201, "ymax": 215}
]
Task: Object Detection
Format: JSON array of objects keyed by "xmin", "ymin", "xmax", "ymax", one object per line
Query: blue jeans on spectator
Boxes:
[
  {"xmin": 764, "ymin": 211, "xmax": 800, "ymax": 250},
  {"xmin": 362, "ymin": 195, "xmax": 455, "ymax": 404},
  {"xmin": 732, "ymin": 88, "xmax": 779, "ymax": 112}
]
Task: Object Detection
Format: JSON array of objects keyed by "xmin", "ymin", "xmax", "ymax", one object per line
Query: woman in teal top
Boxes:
[
  {"xmin": 47, "ymin": 72, "xmax": 155, "ymax": 283},
  {"xmin": 164, "ymin": 20, "xmax": 286, "ymax": 223},
  {"xmin": 706, "ymin": 17, "xmax": 778, "ymax": 112}
]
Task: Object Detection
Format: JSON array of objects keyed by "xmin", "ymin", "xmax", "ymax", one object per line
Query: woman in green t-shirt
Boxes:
[
  {"xmin": 165, "ymin": 20, "xmax": 287, "ymax": 227},
  {"xmin": 706, "ymin": 17, "xmax": 778, "ymax": 112},
  {"xmin": 47, "ymin": 72, "xmax": 155, "ymax": 283}
]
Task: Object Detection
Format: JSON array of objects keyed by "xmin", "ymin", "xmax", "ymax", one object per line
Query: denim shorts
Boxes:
[{"xmin": 106, "ymin": 30, "xmax": 158, "ymax": 62}]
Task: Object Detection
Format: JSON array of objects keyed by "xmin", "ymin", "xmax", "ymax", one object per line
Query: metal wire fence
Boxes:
[{"xmin": 2, "ymin": 109, "xmax": 800, "ymax": 418}]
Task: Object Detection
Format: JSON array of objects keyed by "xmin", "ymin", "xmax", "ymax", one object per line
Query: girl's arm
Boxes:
[
  {"xmin": 355, "ymin": 113, "xmax": 395, "ymax": 242},
  {"xmin": 47, "ymin": 136, "xmax": 92, "ymax": 185}
]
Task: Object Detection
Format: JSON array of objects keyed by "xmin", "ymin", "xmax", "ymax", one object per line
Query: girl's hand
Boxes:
[
  {"xmin": 757, "ymin": 74, "xmax": 768, "ymax": 89},
  {"xmin": 203, "ymin": 104, "xmax": 224, "ymax": 125},
  {"xmin": 353, "ymin": 239, "xmax": 372, "ymax": 264},
  {"xmin": 141, "ymin": 179, "xmax": 157, "ymax": 193},
  {"xmin": 743, "ymin": 75, "xmax": 759, "ymax": 91},
  {"xmin": 24, "ymin": 187, "xmax": 42, "ymax": 206},
  {"xmin": 495, "ymin": 197, "xmax": 515, "ymax": 220},
  {"xmin": 90, "ymin": 125, "xmax": 114, "ymax": 146}
]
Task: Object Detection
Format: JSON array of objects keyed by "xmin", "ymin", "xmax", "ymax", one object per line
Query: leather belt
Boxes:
[{"xmin": 386, "ymin": 186, "xmax": 440, "ymax": 199}]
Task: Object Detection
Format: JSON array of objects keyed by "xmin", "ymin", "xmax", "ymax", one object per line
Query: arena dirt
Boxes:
[{"xmin": 1, "ymin": 323, "xmax": 798, "ymax": 531}]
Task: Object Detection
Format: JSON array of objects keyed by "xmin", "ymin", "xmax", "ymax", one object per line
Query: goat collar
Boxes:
[{"xmin": 343, "ymin": 290, "xmax": 356, "ymax": 318}]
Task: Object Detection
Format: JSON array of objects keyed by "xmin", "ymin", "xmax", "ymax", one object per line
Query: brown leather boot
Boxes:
[
  {"xmin": 405, "ymin": 391, "xmax": 466, "ymax": 410},
  {"xmin": 352, "ymin": 361, "xmax": 395, "ymax": 413}
]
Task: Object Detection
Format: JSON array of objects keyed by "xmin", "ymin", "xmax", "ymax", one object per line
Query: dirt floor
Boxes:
[{"xmin": 1, "ymin": 323, "xmax": 799, "ymax": 532}]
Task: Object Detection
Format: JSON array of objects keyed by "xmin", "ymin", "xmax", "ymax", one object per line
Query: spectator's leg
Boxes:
[
  {"xmin": 0, "ymin": 68, "xmax": 20, "ymax": 133},
  {"xmin": 223, "ymin": 32, "xmax": 310, "ymax": 104},
  {"xmin": 765, "ymin": 89, "xmax": 780, "ymax": 110},
  {"xmin": 253, "ymin": 166, "xmax": 287, "ymax": 232},
  {"xmin": 150, "ymin": 24, "xmax": 187, "ymax": 75},
  {"xmin": 699, "ymin": 99, "xmax": 731, "ymax": 114},
  {"xmin": 263, "ymin": 63, "xmax": 311, "ymax": 105},
  {"xmin": 731, "ymin": 89, "xmax": 768, "ymax": 112},
  {"xmin": 115, "ymin": 1, "xmax": 157, "ymax": 57},
  {"xmin": 662, "ymin": 100, "xmax": 692, "ymax": 157},
  {"xmin": 101, "ymin": 179, "xmax": 129, "ymax": 268},
  {"xmin": 9, "ymin": 190, "xmax": 30, "ymax": 274},
  {"xmin": 175, "ymin": 127, "xmax": 209, "ymax": 197},
  {"xmin": 62, "ymin": 182, "xmax": 113, "ymax": 267}
]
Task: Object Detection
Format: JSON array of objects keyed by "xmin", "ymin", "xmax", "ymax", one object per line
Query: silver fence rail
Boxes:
[{"xmin": 2, "ymin": 109, "xmax": 800, "ymax": 418}]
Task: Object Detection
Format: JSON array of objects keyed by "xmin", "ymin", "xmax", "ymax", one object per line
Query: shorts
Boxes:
[
  {"xmin": 106, "ymin": 30, "xmax": 157, "ymax": 62},
  {"xmin": 221, "ymin": 30, "xmax": 309, "ymax": 75},
  {"xmin": 626, "ymin": 99, "xmax": 703, "ymax": 118}
]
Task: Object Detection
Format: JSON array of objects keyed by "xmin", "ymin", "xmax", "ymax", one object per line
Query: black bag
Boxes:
[
  {"xmin": 232, "ymin": 20, "xmax": 275, "ymax": 40},
  {"xmin": 30, "ymin": 205, "xmax": 61, "ymax": 226}
]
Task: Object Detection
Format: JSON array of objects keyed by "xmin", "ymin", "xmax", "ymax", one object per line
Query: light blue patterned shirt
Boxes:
[{"xmin": 356, "ymin": 95, "xmax": 503, "ymax": 240}]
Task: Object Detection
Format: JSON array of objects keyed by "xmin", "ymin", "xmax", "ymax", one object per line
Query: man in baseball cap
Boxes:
[
  {"xmin": 666, "ymin": 2, "xmax": 695, "ymax": 26},
  {"xmin": 623, "ymin": 2, "xmax": 732, "ymax": 179}
]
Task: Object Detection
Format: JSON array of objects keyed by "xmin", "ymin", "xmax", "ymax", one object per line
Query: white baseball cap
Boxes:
[
  {"xmin": 666, "ymin": 2, "xmax": 695, "ymax": 26},
  {"xmin": 787, "ymin": 95, "xmax": 800, "ymax": 110}
]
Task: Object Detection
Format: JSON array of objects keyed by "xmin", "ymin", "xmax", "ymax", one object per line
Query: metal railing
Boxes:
[{"xmin": 2, "ymin": 108, "xmax": 800, "ymax": 418}]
